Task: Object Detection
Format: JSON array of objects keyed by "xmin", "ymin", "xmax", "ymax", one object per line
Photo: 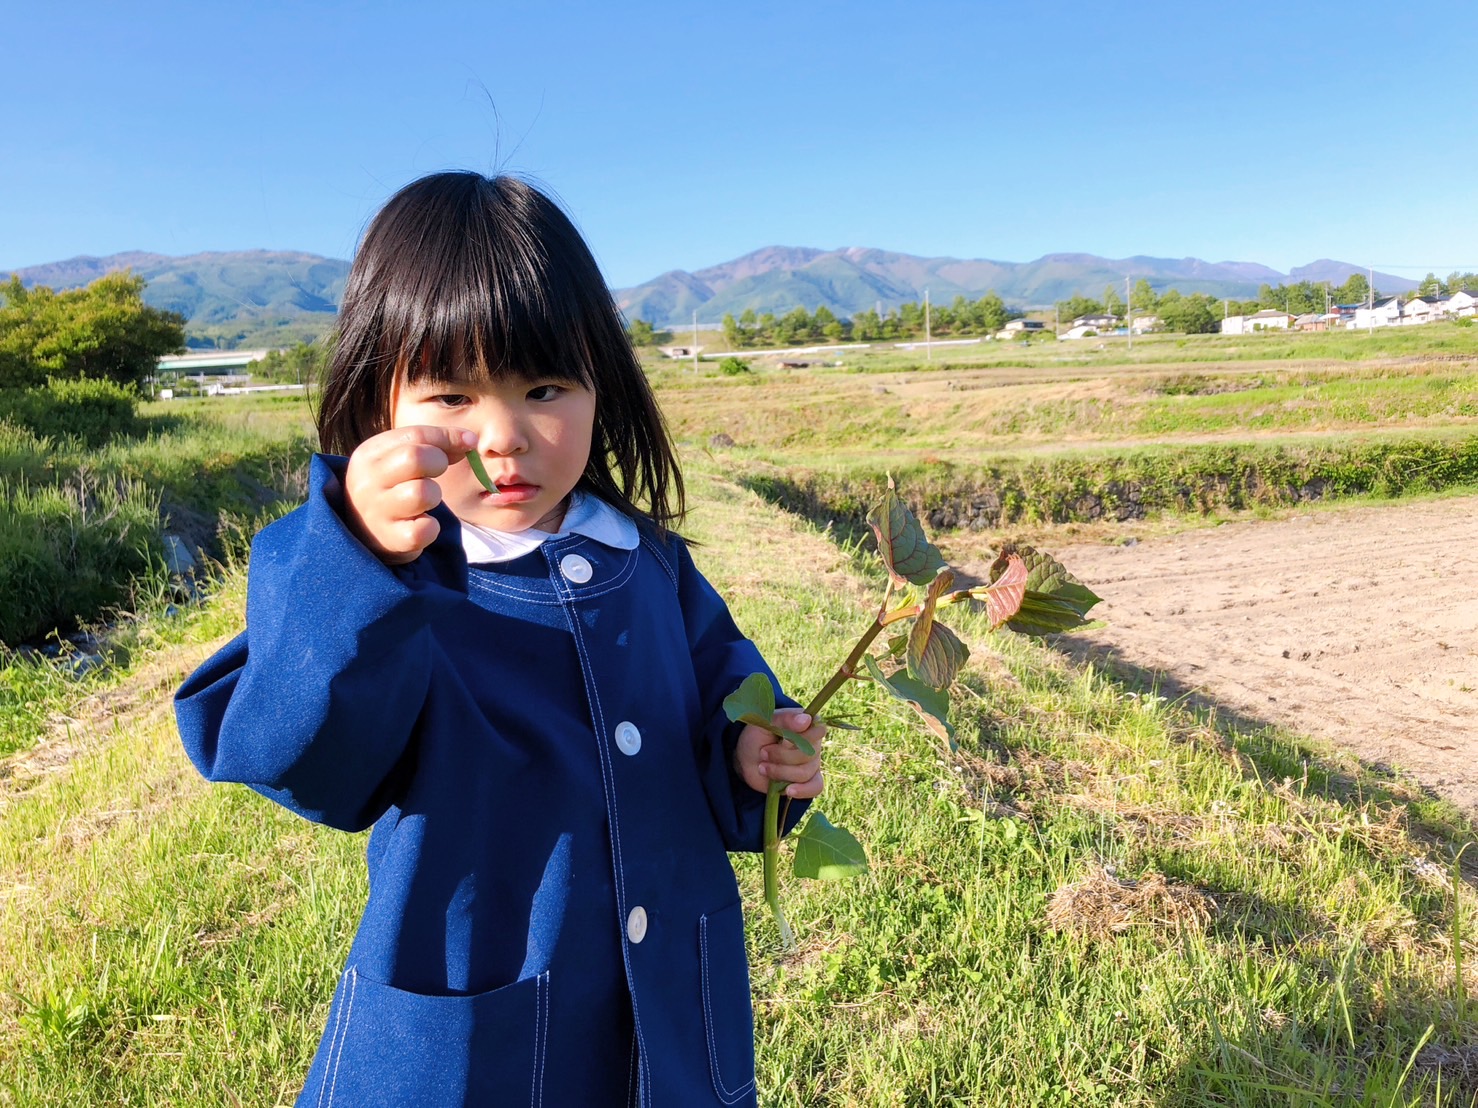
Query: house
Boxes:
[
  {"xmin": 1059, "ymin": 324, "xmax": 1101, "ymax": 340},
  {"xmin": 1448, "ymin": 290, "xmax": 1478, "ymax": 317},
  {"xmin": 1248, "ymin": 310, "xmax": 1293, "ymax": 331},
  {"xmin": 1071, "ymin": 314, "xmax": 1117, "ymax": 330},
  {"xmin": 996, "ymin": 319, "xmax": 1047, "ymax": 340},
  {"xmin": 1220, "ymin": 311, "xmax": 1291, "ymax": 334},
  {"xmin": 1350, "ymin": 298, "xmax": 1403, "ymax": 328},
  {"xmin": 1294, "ymin": 313, "xmax": 1332, "ymax": 332},
  {"xmin": 1401, "ymin": 296, "xmax": 1448, "ymax": 325},
  {"xmin": 1130, "ymin": 315, "xmax": 1161, "ymax": 334}
]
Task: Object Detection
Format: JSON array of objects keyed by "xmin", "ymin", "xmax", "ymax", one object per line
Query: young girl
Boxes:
[{"xmin": 174, "ymin": 171, "xmax": 825, "ymax": 1107}]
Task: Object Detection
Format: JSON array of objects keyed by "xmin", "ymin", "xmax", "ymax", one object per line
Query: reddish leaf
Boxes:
[
  {"xmin": 907, "ymin": 568, "xmax": 970, "ymax": 688},
  {"xmin": 989, "ymin": 544, "xmax": 1103, "ymax": 636},
  {"xmin": 977, "ymin": 552, "xmax": 1027, "ymax": 629}
]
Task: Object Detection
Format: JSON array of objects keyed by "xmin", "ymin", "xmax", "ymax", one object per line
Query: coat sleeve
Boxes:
[
  {"xmin": 173, "ymin": 453, "xmax": 468, "ymax": 832},
  {"xmin": 671, "ymin": 539, "xmax": 810, "ymax": 853}
]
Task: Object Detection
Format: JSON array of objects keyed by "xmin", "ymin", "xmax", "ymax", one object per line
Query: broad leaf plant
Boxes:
[{"xmin": 723, "ymin": 481, "xmax": 1103, "ymax": 949}]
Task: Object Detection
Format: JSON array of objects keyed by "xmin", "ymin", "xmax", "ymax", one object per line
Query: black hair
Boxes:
[{"xmin": 317, "ymin": 171, "xmax": 684, "ymax": 531}]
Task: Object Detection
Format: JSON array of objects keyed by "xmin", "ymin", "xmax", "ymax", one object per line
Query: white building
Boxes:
[
  {"xmin": 1448, "ymin": 290, "xmax": 1478, "ymax": 317},
  {"xmin": 1350, "ymin": 298, "xmax": 1404, "ymax": 328},
  {"xmin": 1221, "ymin": 310, "xmax": 1292, "ymax": 335}
]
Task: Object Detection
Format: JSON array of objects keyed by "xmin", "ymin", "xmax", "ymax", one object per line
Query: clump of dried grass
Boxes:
[{"xmin": 1045, "ymin": 863, "xmax": 1215, "ymax": 940}]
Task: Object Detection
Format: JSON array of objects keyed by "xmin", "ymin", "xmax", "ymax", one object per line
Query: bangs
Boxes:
[{"xmin": 367, "ymin": 175, "xmax": 604, "ymax": 393}]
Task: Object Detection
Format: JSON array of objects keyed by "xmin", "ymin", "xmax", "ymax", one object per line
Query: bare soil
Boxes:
[{"xmin": 981, "ymin": 497, "xmax": 1478, "ymax": 815}]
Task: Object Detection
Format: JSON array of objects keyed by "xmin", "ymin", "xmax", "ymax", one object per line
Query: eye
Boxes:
[
  {"xmin": 527, "ymin": 384, "xmax": 565, "ymax": 402},
  {"xmin": 432, "ymin": 393, "xmax": 471, "ymax": 408}
]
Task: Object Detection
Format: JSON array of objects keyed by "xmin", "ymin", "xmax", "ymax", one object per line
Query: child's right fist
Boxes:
[{"xmin": 342, "ymin": 426, "xmax": 478, "ymax": 565}]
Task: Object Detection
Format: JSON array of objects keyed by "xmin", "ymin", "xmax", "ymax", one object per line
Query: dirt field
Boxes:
[{"xmin": 997, "ymin": 497, "xmax": 1478, "ymax": 815}]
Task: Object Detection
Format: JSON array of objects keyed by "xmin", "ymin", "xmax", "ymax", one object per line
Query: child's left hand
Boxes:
[{"xmin": 733, "ymin": 710, "xmax": 825, "ymax": 799}]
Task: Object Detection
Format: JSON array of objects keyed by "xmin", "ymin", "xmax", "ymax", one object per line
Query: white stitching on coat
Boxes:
[{"xmin": 700, "ymin": 916, "xmax": 756, "ymax": 1104}]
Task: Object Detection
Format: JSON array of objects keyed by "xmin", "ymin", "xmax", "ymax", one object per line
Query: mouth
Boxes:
[{"xmin": 480, "ymin": 480, "xmax": 541, "ymax": 504}]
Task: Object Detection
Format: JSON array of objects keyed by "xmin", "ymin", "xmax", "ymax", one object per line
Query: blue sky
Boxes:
[{"xmin": 5, "ymin": 1, "xmax": 1477, "ymax": 288}]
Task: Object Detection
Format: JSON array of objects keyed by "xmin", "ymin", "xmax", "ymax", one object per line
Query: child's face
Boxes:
[{"xmin": 391, "ymin": 370, "xmax": 595, "ymax": 534}]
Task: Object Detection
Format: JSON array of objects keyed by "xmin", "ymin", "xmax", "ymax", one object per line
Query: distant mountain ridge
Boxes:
[
  {"xmin": 3, "ymin": 248, "xmax": 1417, "ymax": 342},
  {"xmin": 1, "ymin": 250, "xmax": 350, "ymax": 348},
  {"xmin": 615, "ymin": 249, "xmax": 1420, "ymax": 327}
]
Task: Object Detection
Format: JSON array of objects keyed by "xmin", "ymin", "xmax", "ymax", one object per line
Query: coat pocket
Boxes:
[
  {"xmin": 309, "ymin": 967, "xmax": 550, "ymax": 1108},
  {"xmin": 698, "ymin": 902, "xmax": 758, "ymax": 1106}
]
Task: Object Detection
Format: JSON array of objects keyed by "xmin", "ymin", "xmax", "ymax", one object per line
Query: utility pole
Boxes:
[
  {"xmin": 1368, "ymin": 267, "xmax": 1374, "ymax": 334},
  {"xmin": 924, "ymin": 288, "xmax": 931, "ymax": 361},
  {"xmin": 692, "ymin": 310, "xmax": 699, "ymax": 372},
  {"xmin": 1126, "ymin": 276, "xmax": 1133, "ymax": 351}
]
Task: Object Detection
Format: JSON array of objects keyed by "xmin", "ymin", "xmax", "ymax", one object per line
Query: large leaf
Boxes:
[
  {"xmin": 862, "ymin": 654, "xmax": 955, "ymax": 745},
  {"xmin": 792, "ymin": 812, "xmax": 869, "ymax": 880},
  {"xmin": 867, "ymin": 482, "xmax": 945, "ymax": 586},
  {"xmin": 973, "ymin": 551, "xmax": 1027, "ymax": 629},
  {"xmin": 722, "ymin": 672, "xmax": 815, "ymax": 755},
  {"xmin": 990, "ymin": 545, "xmax": 1102, "ymax": 636},
  {"xmin": 906, "ymin": 568, "xmax": 971, "ymax": 688}
]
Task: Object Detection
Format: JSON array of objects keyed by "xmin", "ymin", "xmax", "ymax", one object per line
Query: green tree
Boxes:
[
  {"xmin": 0, "ymin": 273, "xmax": 185, "ymax": 388},
  {"xmin": 721, "ymin": 313, "xmax": 743, "ymax": 349},
  {"xmin": 1417, "ymin": 272, "xmax": 1442, "ymax": 299},
  {"xmin": 1055, "ymin": 295, "xmax": 1106, "ymax": 324},
  {"xmin": 1103, "ymin": 284, "xmax": 1126, "ymax": 318},
  {"xmin": 253, "ymin": 340, "xmax": 329, "ymax": 384},
  {"xmin": 1159, "ymin": 292, "xmax": 1219, "ymax": 334},
  {"xmin": 812, "ymin": 304, "xmax": 838, "ymax": 342},
  {"xmin": 851, "ymin": 309, "xmax": 882, "ymax": 341},
  {"xmin": 1131, "ymin": 279, "xmax": 1158, "ymax": 313},
  {"xmin": 976, "ymin": 292, "xmax": 1009, "ymax": 334},
  {"xmin": 627, "ymin": 318, "xmax": 658, "ymax": 347},
  {"xmin": 1334, "ymin": 272, "xmax": 1370, "ymax": 305}
]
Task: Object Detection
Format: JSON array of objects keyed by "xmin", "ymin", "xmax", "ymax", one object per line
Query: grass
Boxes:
[
  {"xmin": 645, "ymin": 319, "xmax": 1478, "ymax": 378},
  {"xmin": 3, "ymin": 351, "xmax": 1477, "ymax": 1103},
  {"xmin": 2, "ymin": 460, "xmax": 1476, "ymax": 1106},
  {"xmin": 0, "ymin": 393, "xmax": 315, "ymax": 648}
]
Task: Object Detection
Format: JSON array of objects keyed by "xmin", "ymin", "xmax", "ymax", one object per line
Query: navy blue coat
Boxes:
[{"xmin": 175, "ymin": 456, "xmax": 804, "ymax": 1107}]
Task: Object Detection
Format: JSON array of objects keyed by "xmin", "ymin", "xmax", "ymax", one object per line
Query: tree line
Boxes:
[
  {"xmin": 0, "ymin": 274, "xmax": 185, "ymax": 389},
  {"xmin": 700, "ymin": 293, "xmax": 1023, "ymax": 350}
]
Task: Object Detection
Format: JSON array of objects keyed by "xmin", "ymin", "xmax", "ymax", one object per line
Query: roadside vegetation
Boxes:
[{"xmin": 3, "ymin": 314, "xmax": 1477, "ymax": 1103}]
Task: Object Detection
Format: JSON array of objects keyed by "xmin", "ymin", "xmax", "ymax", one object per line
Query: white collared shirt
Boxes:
[{"xmin": 458, "ymin": 491, "xmax": 640, "ymax": 564}]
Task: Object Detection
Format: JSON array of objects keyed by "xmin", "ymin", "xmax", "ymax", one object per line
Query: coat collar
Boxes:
[{"xmin": 459, "ymin": 491, "xmax": 640, "ymax": 565}]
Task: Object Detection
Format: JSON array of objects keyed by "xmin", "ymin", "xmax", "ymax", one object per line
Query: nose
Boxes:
[{"xmin": 475, "ymin": 400, "xmax": 528, "ymax": 456}]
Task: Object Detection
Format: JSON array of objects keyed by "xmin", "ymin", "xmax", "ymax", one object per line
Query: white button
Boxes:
[
  {"xmin": 560, "ymin": 554, "xmax": 593, "ymax": 583},
  {"xmin": 626, "ymin": 905, "xmax": 648, "ymax": 944},
  {"xmin": 614, "ymin": 721, "xmax": 642, "ymax": 756}
]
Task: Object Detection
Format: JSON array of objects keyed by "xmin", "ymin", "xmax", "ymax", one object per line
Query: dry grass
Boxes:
[{"xmin": 1045, "ymin": 862, "xmax": 1217, "ymax": 940}]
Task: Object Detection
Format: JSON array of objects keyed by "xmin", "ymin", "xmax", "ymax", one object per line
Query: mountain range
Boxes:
[{"xmin": 2, "ymin": 248, "xmax": 1418, "ymax": 343}]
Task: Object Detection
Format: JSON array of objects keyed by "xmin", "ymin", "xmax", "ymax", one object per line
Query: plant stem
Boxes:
[
  {"xmin": 762, "ymin": 779, "xmax": 795, "ymax": 950},
  {"xmin": 762, "ymin": 584, "xmax": 893, "ymax": 950}
]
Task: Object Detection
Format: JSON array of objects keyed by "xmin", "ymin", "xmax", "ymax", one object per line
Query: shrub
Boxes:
[
  {"xmin": 0, "ymin": 471, "xmax": 162, "ymax": 645},
  {"xmin": 718, "ymin": 356, "xmax": 751, "ymax": 376},
  {"xmin": 0, "ymin": 378, "xmax": 140, "ymax": 446}
]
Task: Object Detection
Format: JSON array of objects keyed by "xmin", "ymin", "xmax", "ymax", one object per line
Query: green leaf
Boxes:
[
  {"xmin": 465, "ymin": 450, "xmax": 497, "ymax": 493},
  {"xmin": 866, "ymin": 481, "xmax": 945, "ymax": 586},
  {"xmin": 721, "ymin": 672, "xmax": 815, "ymax": 756},
  {"xmin": 863, "ymin": 654, "xmax": 955, "ymax": 745},
  {"xmin": 990, "ymin": 545, "xmax": 1102, "ymax": 636},
  {"xmin": 792, "ymin": 812, "xmax": 869, "ymax": 880},
  {"xmin": 906, "ymin": 568, "xmax": 971, "ymax": 688}
]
